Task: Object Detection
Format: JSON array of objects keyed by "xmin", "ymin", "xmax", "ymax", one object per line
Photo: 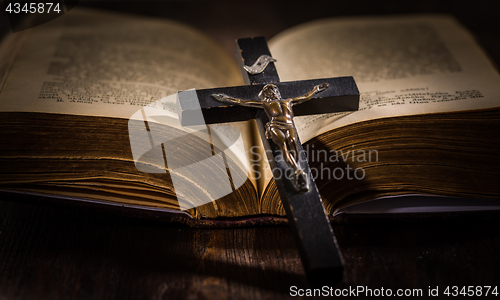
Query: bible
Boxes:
[{"xmin": 1, "ymin": 8, "xmax": 499, "ymax": 225}]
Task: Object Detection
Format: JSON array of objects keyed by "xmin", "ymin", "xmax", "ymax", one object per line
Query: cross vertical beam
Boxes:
[{"xmin": 236, "ymin": 37, "xmax": 344, "ymax": 284}]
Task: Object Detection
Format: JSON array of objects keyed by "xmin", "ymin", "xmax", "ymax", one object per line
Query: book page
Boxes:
[
  {"xmin": 268, "ymin": 15, "xmax": 500, "ymax": 142},
  {"xmin": 336, "ymin": 194, "xmax": 500, "ymax": 215},
  {"xmin": 0, "ymin": 28, "xmax": 27, "ymax": 93},
  {"xmin": 0, "ymin": 8, "xmax": 258, "ymax": 196},
  {"xmin": 0, "ymin": 7, "xmax": 243, "ymax": 117}
]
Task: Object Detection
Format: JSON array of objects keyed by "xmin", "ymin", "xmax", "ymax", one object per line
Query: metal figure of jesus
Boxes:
[{"xmin": 212, "ymin": 82, "xmax": 329, "ymax": 192}]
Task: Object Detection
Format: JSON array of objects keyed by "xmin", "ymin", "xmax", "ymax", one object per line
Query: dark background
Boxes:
[
  {"xmin": 82, "ymin": 0, "xmax": 500, "ymax": 65},
  {"xmin": 1, "ymin": 0, "xmax": 500, "ymax": 63},
  {"xmin": 1, "ymin": 1, "xmax": 500, "ymax": 299}
]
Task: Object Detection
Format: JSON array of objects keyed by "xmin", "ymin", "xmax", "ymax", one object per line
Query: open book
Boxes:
[{"xmin": 1, "ymin": 8, "xmax": 499, "ymax": 223}]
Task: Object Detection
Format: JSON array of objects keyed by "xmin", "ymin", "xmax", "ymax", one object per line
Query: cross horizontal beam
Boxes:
[{"xmin": 177, "ymin": 77, "xmax": 359, "ymax": 126}]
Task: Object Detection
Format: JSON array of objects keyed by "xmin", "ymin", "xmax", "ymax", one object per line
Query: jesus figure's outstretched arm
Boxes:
[
  {"xmin": 291, "ymin": 83, "xmax": 329, "ymax": 105},
  {"xmin": 212, "ymin": 93, "xmax": 263, "ymax": 108}
]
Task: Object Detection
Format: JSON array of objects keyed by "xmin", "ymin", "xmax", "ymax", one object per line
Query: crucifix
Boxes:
[{"xmin": 177, "ymin": 37, "xmax": 359, "ymax": 283}]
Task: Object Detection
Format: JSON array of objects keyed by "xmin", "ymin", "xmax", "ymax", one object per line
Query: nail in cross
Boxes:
[{"xmin": 177, "ymin": 37, "xmax": 360, "ymax": 283}]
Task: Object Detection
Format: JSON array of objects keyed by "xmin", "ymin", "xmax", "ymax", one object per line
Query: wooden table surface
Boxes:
[
  {"xmin": 1, "ymin": 199, "xmax": 500, "ymax": 299},
  {"xmin": 1, "ymin": 1, "xmax": 500, "ymax": 299}
]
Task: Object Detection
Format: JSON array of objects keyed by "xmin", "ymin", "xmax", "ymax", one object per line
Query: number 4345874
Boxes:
[
  {"xmin": 444, "ymin": 286, "xmax": 498, "ymax": 297},
  {"xmin": 5, "ymin": 3, "xmax": 61, "ymax": 14}
]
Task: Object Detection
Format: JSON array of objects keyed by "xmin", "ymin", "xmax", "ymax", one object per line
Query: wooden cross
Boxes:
[{"xmin": 177, "ymin": 37, "xmax": 359, "ymax": 283}]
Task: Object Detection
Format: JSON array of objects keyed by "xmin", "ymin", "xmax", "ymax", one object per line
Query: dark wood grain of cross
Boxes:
[{"xmin": 177, "ymin": 37, "xmax": 359, "ymax": 284}]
